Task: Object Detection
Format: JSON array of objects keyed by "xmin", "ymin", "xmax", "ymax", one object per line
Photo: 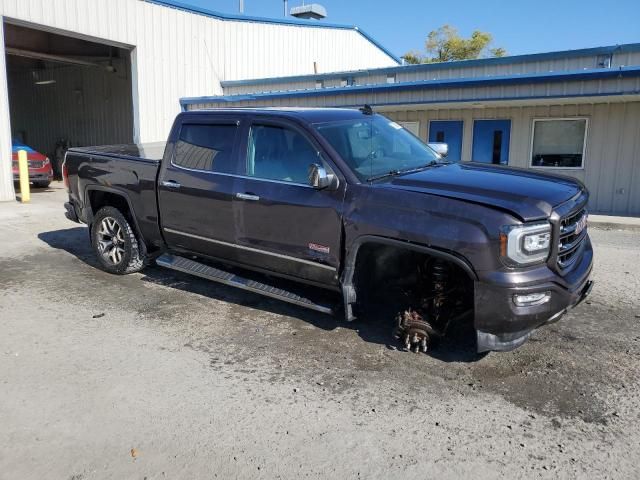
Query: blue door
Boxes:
[
  {"xmin": 472, "ymin": 119, "xmax": 511, "ymax": 164},
  {"xmin": 429, "ymin": 120, "xmax": 463, "ymax": 162}
]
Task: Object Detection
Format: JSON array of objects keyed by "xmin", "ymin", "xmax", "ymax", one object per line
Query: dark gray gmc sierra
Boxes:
[{"xmin": 63, "ymin": 107, "xmax": 593, "ymax": 354}]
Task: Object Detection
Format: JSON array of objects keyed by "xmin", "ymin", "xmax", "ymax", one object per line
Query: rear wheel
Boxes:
[{"xmin": 91, "ymin": 206, "xmax": 146, "ymax": 274}]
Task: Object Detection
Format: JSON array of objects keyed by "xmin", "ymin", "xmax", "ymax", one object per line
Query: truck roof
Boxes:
[{"xmin": 183, "ymin": 107, "xmax": 370, "ymax": 123}]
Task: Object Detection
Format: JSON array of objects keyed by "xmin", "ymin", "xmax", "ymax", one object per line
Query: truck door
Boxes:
[
  {"xmin": 234, "ymin": 119, "xmax": 345, "ymax": 287},
  {"xmin": 157, "ymin": 117, "xmax": 243, "ymax": 262}
]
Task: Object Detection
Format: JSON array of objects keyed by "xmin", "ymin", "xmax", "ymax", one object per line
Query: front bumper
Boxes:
[
  {"xmin": 13, "ymin": 170, "xmax": 53, "ymax": 183},
  {"xmin": 475, "ymin": 235, "xmax": 594, "ymax": 352}
]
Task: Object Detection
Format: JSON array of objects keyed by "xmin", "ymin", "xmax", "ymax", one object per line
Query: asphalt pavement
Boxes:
[{"xmin": 1, "ymin": 183, "xmax": 639, "ymax": 479}]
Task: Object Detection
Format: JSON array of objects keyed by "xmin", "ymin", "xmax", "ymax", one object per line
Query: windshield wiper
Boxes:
[
  {"xmin": 366, "ymin": 160, "xmax": 447, "ymax": 182},
  {"xmin": 366, "ymin": 169, "xmax": 402, "ymax": 182}
]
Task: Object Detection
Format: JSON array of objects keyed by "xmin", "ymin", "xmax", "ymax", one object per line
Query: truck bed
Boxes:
[
  {"xmin": 68, "ymin": 142, "xmax": 166, "ymax": 162},
  {"xmin": 65, "ymin": 142, "xmax": 165, "ymax": 249}
]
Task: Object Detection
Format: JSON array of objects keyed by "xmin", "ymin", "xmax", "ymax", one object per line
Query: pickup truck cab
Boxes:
[{"xmin": 63, "ymin": 107, "xmax": 593, "ymax": 353}]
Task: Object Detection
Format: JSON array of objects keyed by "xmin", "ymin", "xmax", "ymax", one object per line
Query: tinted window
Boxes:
[
  {"xmin": 174, "ymin": 124, "xmax": 237, "ymax": 173},
  {"xmin": 246, "ymin": 125, "xmax": 318, "ymax": 184}
]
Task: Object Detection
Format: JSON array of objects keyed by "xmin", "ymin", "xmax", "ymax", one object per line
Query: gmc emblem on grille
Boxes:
[{"xmin": 575, "ymin": 214, "xmax": 588, "ymax": 235}]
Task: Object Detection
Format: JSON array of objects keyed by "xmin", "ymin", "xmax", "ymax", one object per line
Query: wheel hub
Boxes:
[{"xmin": 96, "ymin": 217, "xmax": 125, "ymax": 265}]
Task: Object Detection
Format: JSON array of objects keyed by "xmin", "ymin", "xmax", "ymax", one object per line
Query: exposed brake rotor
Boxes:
[{"xmin": 394, "ymin": 309, "xmax": 437, "ymax": 353}]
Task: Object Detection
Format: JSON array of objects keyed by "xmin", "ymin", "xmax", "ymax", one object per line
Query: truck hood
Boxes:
[{"xmin": 382, "ymin": 162, "xmax": 583, "ymax": 221}]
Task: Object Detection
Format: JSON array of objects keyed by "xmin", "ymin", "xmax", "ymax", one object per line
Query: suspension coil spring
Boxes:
[{"xmin": 431, "ymin": 259, "xmax": 449, "ymax": 324}]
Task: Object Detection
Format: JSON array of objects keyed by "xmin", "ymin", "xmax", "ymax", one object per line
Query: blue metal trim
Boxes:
[
  {"xmin": 181, "ymin": 91, "xmax": 640, "ymax": 112},
  {"xmin": 181, "ymin": 66, "xmax": 640, "ymax": 106},
  {"xmin": 337, "ymin": 91, "xmax": 640, "ymax": 109},
  {"xmin": 220, "ymin": 42, "xmax": 640, "ymax": 88},
  {"xmin": 143, "ymin": 0, "xmax": 401, "ymax": 63}
]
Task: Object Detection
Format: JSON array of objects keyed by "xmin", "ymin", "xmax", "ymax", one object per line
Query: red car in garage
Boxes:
[{"xmin": 12, "ymin": 140, "xmax": 53, "ymax": 188}]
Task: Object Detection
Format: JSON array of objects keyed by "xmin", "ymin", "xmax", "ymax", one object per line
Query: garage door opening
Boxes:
[{"xmin": 4, "ymin": 21, "xmax": 135, "ymax": 177}]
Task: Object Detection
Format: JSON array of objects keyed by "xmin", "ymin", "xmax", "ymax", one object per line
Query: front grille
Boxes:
[
  {"xmin": 557, "ymin": 208, "xmax": 588, "ymax": 269},
  {"xmin": 28, "ymin": 160, "xmax": 45, "ymax": 169}
]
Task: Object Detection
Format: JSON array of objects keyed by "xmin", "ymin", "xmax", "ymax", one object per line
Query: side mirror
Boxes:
[
  {"xmin": 308, "ymin": 163, "xmax": 337, "ymax": 190},
  {"xmin": 428, "ymin": 142, "xmax": 449, "ymax": 158}
]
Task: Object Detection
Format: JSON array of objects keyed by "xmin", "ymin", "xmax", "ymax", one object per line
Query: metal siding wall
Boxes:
[
  {"xmin": 219, "ymin": 21, "xmax": 394, "ymax": 82},
  {"xmin": 204, "ymin": 78, "xmax": 640, "ymax": 111},
  {"xmin": 383, "ymin": 102, "xmax": 640, "ymax": 216},
  {"xmin": 222, "ymin": 50, "xmax": 640, "ymax": 96}
]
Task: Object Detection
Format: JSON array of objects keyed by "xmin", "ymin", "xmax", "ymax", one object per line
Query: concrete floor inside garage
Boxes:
[
  {"xmin": 0, "ymin": 184, "xmax": 639, "ymax": 478},
  {"xmin": 4, "ymin": 21, "xmax": 134, "ymax": 177}
]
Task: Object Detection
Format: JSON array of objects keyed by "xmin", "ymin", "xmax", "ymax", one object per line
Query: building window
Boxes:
[
  {"xmin": 315, "ymin": 80, "xmax": 324, "ymax": 89},
  {"xmin": 386, "ymin": 74, "xmax": 396, "ymax": 84},
  {"xmin": 531, "ymin": 118, "xmax": 587, "ymax": 169},
  {"xmin": 340, "ymin": 76, "xmax": 354, "ymax": 87}
]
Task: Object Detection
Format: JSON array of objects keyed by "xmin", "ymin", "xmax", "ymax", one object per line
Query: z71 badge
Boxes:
[{"xmin": 308, "ymin": 243, "xmax": 330, "ymax": 254}]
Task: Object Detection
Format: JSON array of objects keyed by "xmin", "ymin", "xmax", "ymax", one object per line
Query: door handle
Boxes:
[
  {"xmin": 236, "ymin": 192, "xmax": 260, "ymax": 201},
  {"xmin": 162, "ymin": 180, "xmax": 181, "ymax": 189}
]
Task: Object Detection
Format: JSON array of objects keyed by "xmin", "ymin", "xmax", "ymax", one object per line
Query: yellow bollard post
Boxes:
[{"xmin": 18, "ymin": 149, "xmax": 30, "ymax": 203}]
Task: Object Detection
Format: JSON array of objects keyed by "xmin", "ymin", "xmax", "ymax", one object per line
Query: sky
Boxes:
[{"xmin": 177, "ymin": 0, "xmax": 640, "ymax": 59}]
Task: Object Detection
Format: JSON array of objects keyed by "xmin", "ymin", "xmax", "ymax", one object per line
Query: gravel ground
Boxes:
[{"xmin": 1, "ymin": 183, "xmax": 639, "ymax": 479}]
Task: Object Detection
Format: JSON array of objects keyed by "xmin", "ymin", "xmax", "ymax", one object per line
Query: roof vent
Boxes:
[{"xmin": 290, "ymin": 3, "xmax": 327, "ymax": 19}]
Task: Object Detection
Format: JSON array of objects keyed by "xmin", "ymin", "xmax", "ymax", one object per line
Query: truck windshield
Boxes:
[{"xmin": 314, "ymin": 115, "xmax": 442, "ymax": 181}]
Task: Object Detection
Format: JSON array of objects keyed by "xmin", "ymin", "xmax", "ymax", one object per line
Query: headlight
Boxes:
[{"xmin": 501, "ymin": 223, "xmax": 551, "ymax": 265}]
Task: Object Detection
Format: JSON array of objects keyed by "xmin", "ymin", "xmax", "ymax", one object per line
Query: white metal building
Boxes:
[
  {"xmin": 184, "ymin": 44, "xmax": 640, "ymax": 216},
  {"xmin": 0, "ymin": 0, "xmax": 399, "ymax": 201}
]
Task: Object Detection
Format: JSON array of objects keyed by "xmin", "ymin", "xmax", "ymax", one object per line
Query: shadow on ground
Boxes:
[{"xmin": 38, "ymin": 226, "xmax": 481, "ymax": 363}]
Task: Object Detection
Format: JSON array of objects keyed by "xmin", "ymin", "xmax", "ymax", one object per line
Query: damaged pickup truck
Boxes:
[{"xmin": 63, "ymin": 107, "xmax": 593, "ymax": 353}]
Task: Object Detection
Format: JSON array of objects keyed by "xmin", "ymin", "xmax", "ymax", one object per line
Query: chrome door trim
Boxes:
[
  {"xmin": 163, "ymin": 227, "xmax": 337, "ymax": 271},
  {"xmin": 168, "ymin": 161, "xmax": 314, "ymax": 189}
]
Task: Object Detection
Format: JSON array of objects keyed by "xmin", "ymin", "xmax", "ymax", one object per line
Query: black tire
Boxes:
[
  {"xmin": 33, "ymin": 181, "xmax": 50, "ymax": 189},
  {"xmin": 91, "ymin": 206, "xmax": 146, "ymax": 274}
]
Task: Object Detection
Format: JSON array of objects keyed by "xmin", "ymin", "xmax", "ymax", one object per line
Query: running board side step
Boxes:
[{"xmin": 156, "ymin": 253, "xmax": 335, "ymax": 315}]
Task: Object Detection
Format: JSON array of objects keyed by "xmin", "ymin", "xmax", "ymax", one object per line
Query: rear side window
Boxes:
[{"xmin": 173, "ymin": 124, "xmax": 237, "ymax": 173}]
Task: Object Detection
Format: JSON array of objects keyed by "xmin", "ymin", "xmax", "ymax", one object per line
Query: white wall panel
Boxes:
[{"xmin": 0, "ymin": 21, "xmax": 13, "ymax": 201}]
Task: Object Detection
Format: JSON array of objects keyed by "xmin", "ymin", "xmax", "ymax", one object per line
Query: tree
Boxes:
[
  {"xmin": 401, "ymin": 51, "xmax": 423, "ymax": 65},
  {"xmin": 404, "ymin": 25, "xmax": 506, "ymax": 64}
]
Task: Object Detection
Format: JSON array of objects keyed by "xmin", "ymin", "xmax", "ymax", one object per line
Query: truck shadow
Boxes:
[{"xmin": 38, "ymin": 227, "xmax": 481, "ymax": 363}]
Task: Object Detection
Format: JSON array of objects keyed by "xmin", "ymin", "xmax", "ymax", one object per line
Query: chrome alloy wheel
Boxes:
[{"xmin": 96, "ymin": 217, "xmax": 125, "ymax": 265}]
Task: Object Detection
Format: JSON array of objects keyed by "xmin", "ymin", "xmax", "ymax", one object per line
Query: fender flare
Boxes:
[
  {"xmin": 84, "ymin": 185, "xmax": 147, "ymax": 255},
  {"xmin": 340, "ymin": 235, "xmax": 478, "ymax": 322}
]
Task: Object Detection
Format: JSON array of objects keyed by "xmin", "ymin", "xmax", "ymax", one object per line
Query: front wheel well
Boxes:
[
  {"xmin": 352, "ymin": 242, "xmax": 474, "ymax": 301},
  {"xmin": 349, "ymin": 242, "xmax": 475, "ymax": 347}
]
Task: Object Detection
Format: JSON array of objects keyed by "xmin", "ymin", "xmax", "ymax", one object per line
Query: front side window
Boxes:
[
  {"xmin": 246, "ymin": 124, "xmax": 319, "ymax": 184},
  {"xmin": 531, "ymin": 119, "xmax": 587, "ymax": 168},
  {"xmin": 174, "ymin": 124, "xmax": 237, "ymax": 173},
  {"xmin": 315, "ymin": 115, "xmax": 441, "ymax": 181}
]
